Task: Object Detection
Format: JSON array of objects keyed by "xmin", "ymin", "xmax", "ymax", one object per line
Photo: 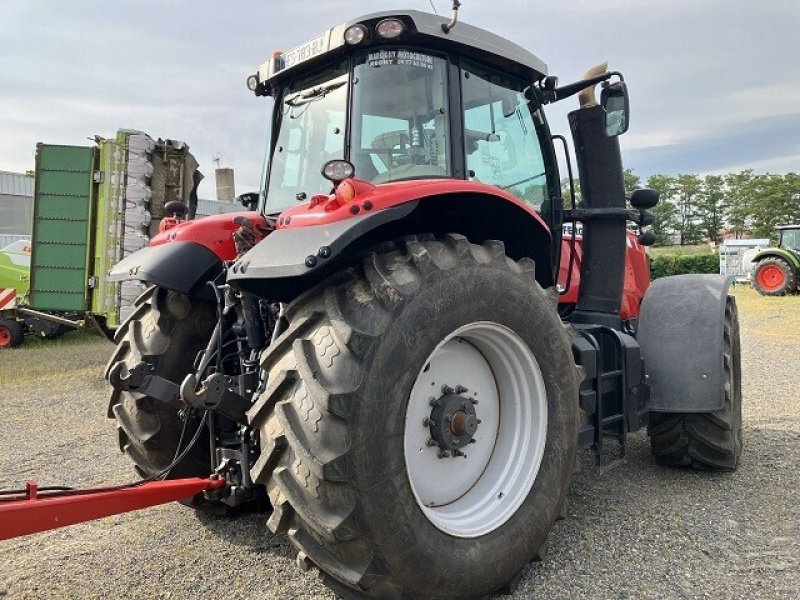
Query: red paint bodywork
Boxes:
[
  {"xmin": 558, "ymin": 232, "xmax": 651, "ymax": 319},
  {"xmin": 0, "ymin": 478, "xmax": 225, "ymax": 541},
  {"xmin": 152, "ymin": 179, "xmax": 650, "ymax": 319},
  {"xmin": 149, "ymin": 211, "xmax": 268, "ymax": 261},
  {"xmin": 274, "ymin": 178, "xmax": 552, "ymax": 235}
]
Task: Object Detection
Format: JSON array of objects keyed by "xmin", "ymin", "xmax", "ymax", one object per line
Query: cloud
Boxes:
[{"xmin": 0, "ymin": 0, "xmax": 798, "ymax": 199}]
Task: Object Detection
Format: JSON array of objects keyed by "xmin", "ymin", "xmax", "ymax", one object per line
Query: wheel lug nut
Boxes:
[
  {"xmin": 455, "ymin": 385, "xmax": 468, "ymax": 394},
  {"xmin": 470, "ymin": 398, "xmax": 478, "ymax": 405},
  {"xmin": 437, "ymin": 449, "xmax": 450, "ymax": 459},
  {"xmin": 477, "ymin": 419, "xmax": 482, "ymax": 424},
  {"xmin": 429, "ymin": 397, "xmax": 440, "ymax": 406},
  {"xmin": 469, "ymin": 439, "xmax": 476, "ymax": 444},
  {"xmin": 423, "ymin": 417, "xmax": 434, "ymax": 427},
  {"xmin": 441, "ymin": 385, "xmax": 454, "ymax": 395},
  {"xmin": 426, "ymin": 438, "xmax": 438, "ymax": 447}
]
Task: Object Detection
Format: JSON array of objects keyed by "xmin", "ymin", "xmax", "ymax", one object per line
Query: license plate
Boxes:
[{"xmin": 284, "ymin": 32, "xmax": 331, "ymax": 70}]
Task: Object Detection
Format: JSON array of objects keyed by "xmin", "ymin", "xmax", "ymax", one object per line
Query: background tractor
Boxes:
[
  {"xmin": 751, "ymin": 224, "xmax": 800, "ymax": 295},
  {"xmin": 56, "ymin": 5, "xmax": 742, "ymax": 600}
]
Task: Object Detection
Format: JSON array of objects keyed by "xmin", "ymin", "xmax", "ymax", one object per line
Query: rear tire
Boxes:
[
  {"xmin": 249, "ymin": 235, "xmax": 580, "ymax": 600},
  {"xmin": 648, "ymin": 297, "xmax": 742, "ymax": 470},
  {"xmin": 104, "ymin": 286, "xmax": 218, "ymax": 505},
  {"xmin": 0, "ymin": 318, "xmax": 24, "ymax": 348},
  {"xmin": 752, "ymin": 257, "xmax": 795, "ymax": 296}
]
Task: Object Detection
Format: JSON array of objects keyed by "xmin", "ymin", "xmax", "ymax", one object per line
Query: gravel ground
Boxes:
[{"xmin": 1, "ymin": 288, "xmax": 797, "ymax": 599}]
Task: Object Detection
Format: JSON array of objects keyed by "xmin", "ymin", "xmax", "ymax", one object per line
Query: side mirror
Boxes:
[
  {"xmin": 601, "ymin": 81, "xmax": 629, "ymax": 136},
  {"xmin": 237, "ymin": 192, "xmax": 259, "ymax": 211}
]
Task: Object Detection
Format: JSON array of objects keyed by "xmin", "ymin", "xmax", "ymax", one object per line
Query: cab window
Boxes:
[{"xmin": 461, "ymin": 61, "xmax": 548, "ymax": 208}]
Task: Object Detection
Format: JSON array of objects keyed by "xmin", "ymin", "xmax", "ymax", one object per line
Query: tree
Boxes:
[
  {"xmin": 623, "ymin": 168, "xmax": 640, "ymax": 195},
  {"xmin": 673, "ymin": 174, "xmax": 704, "ymax": 245},
  {"xmin": 697, "ymin": 175, "xmax": 725, "ymax": 244},
  {"xmin": 646, "ymin": 174, "xmax": 679, "ymax": 246},
  {"xmin": 724, "ymin": 170, "xmax": 755, "ymax": 239}
]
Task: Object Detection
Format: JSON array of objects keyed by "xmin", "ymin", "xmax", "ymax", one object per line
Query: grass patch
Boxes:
[
  {"xmin": 731, "ymin": 285, "xmax": 800, "ymax": 341},
  {"xmin": 0, "ymin": 330, "xmax": 112, "ymax": 386}
]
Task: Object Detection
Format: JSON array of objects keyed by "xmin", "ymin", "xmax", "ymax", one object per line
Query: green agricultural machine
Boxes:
[
  {"xmin": 751, "ymin": 225, "xmax": 800, "ymax": 296},
  {"xmin": 0, "ymin": 133, "xmax": 203, "ymax": 347}
]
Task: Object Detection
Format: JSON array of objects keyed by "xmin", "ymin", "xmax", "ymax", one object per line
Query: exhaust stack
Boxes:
[{"xmin": 568, "ymin": 65, "xmax": 627, "ymax": 328}]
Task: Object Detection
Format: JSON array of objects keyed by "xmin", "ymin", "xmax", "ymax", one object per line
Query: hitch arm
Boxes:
[{"xmin": 0, "ymin": 477, "xmax": 225, "ymax": 541}]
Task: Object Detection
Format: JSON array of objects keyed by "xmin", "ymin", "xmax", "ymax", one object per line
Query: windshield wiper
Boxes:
[
  {"xmin": 285, "ymin": 80, "xmax": 347, "ymax": 108},
  {"xmin": 502, "ymin": 171, "xmax": 546, "ymax": 191}
]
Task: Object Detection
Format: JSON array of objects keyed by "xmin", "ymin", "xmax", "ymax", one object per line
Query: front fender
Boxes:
[
  {"xmin": 752, "ymin": 248, "xmax": 800, "ymax": 270},
  {"xmin": 637, "ymin": 274, "xmax": 733, "ymax": 413},
  {"xmin": 108, "ymin": 241, "xmax": 223, "ymax": 299}
]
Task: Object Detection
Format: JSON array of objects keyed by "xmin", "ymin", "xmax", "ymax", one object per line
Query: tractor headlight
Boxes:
[
  {"xmin": 376, "ymin": 18, "xmax": 405, "ymax": 39},
  {"xmin": 246, "ymin": 74, "xmax": 259, "ymax": 92},
  {"xmin": 344, "ymin": 24, "xmax": 368, "ymax": 45}
]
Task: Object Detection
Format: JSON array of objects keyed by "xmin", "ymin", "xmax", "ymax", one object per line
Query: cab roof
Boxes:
[{"xmin": 256, "ymin": 10, "xmax": 548, "ymax": 91}]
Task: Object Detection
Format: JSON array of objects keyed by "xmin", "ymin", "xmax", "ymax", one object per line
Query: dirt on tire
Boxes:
[{"xmin": 248, "ymin": 234, "xmax": 581, "ymax": 600}]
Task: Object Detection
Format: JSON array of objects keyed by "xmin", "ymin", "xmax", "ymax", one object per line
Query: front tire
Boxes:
[{"xmin": 248, "ymin": 235, "xmax": 580, "ymax": 600}]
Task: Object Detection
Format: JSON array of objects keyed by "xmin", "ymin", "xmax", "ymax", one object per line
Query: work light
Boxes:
[
  {"xmin": 344, "ymin": 24, "xmax": 368, "ymax": 45},
  {"xmin": 322, "ymin": 160, "xmax": 355, "ymax": 184},
  {"xmin": 376, "ymin": 18, "xmax": 405, "ymax": 39}
]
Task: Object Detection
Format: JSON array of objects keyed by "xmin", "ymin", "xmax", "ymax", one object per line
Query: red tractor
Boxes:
[{"xmin": 95, "ymin": 7, "xmax": 741, "ymax": 599}]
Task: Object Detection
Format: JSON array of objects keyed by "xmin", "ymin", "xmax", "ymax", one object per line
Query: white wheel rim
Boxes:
[{"xmin": 403, "ymin": 321, "xmax": 548, "ymax": 538}]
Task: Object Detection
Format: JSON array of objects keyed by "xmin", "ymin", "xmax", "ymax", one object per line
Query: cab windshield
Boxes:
[
  {"xmin": 263, "ymin": 51, "xmax": 451, "ymax": 213},
  {"xmin": 350, "ymin": 50, "xmax": 450, "ymax": 183}
]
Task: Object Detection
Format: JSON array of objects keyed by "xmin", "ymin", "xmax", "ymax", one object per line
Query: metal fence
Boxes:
[{"xmin": 719, "ymin": 239, "xmax": 770, "ymax": 282}]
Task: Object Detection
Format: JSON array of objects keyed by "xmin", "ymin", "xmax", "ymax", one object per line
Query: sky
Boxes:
[{"xmin": 1, "ymin": 0, "xmax": 798, "ymax": 199}]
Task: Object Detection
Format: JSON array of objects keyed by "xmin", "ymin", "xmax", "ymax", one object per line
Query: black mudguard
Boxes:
[
  {"xmin": 228, "ymin": 203, "xmax": 417, "ymax": 300},
  {"xmin": 637, "ymin": 274, "xmax": 733, "ymax": 413},
  {"xmin": 108, "ymin": 241, "xmax": 223, "ymax": 299}
]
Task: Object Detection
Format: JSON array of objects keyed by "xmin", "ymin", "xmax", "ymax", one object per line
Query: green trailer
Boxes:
[{"xmin": 0, "ymin": 133, "xmax": 203, "ymax": 348}]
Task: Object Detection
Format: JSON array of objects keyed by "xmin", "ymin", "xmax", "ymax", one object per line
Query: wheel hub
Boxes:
[{"xmin": 428, "ymin": 389, "xmax": 480, "ymax": 453}]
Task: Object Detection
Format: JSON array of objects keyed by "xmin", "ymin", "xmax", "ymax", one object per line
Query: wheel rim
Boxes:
[
  {"xmin": 404, "ymin": 321, "xmax": 547, "ymax": 538},
  {"xmin": 757, "ymin": 264, "xmax": 785, "ymax": 291},
  {"xmin": 0, "ymin": 325, "xmax": 11, "ymax": 347}
]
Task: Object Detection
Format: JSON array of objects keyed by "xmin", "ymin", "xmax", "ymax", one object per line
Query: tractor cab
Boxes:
[
  {"xmin": 777, "ymin": 225, "xmax": 800, "ymax": 253},
  {"xmin": 249, "ymin": 10, "xmax": 566, "ymax": 224}
]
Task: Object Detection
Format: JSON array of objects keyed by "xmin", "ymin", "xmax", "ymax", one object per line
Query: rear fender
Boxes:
[
  {"xmin": 108, "ymin": 242, "xmax": 223, "ymax": 299},
  {"xmin": 228, "ymin": 188, "xmax": 554, "ymax": 301},
  {"xmin": 637, "ymin": 274, "xmax": 733, "ymax": 413}
]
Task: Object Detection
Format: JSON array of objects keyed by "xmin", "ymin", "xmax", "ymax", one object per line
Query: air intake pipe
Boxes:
[{"xmin": 568, "ymin": 64, "xmax": 627, "ymax": 329}]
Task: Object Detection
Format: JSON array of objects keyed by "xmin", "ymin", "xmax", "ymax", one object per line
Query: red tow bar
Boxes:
[{"xmin": 0, "ymin": 477, "xmax": 226, "ymax": 541}]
